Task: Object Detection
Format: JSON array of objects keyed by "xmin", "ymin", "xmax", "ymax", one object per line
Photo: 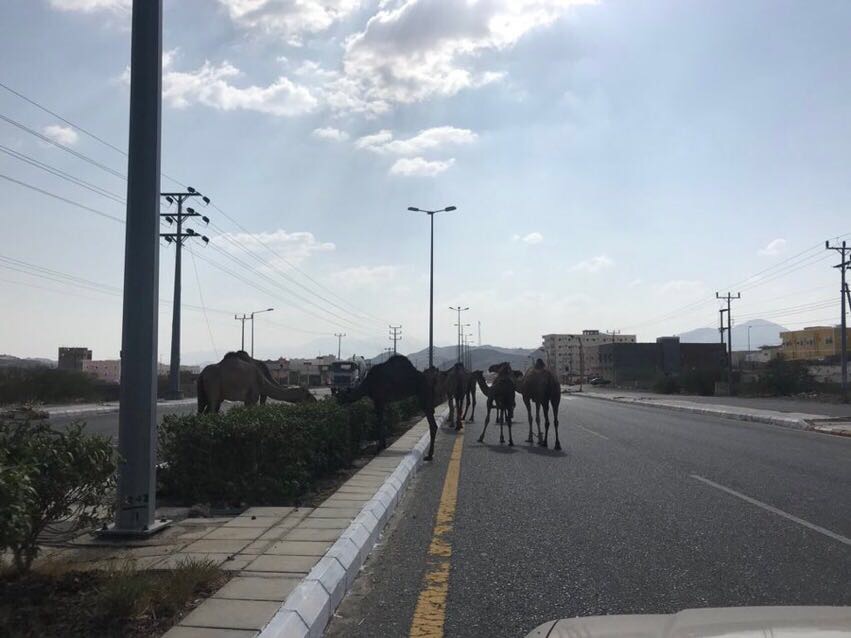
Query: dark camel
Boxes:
[
  {"xmin": 486, "ymin": 363, "xmax": 523, "ymax": 424},
  {"xmin": 197, "ymin": 351, "xmax": 315, "ymax": 413},
  {"xmin": 337, "ymin": 355, "xmax": 445, "ymax": 460},
  {"xmin": 476, "ymin": 362, "xmax": 516, "ymax": 446},
  {"xmin": 461, "ymin": 371, "xmax": 480, "ymax": 422},
  {"xmin": 520, "ymin": 358, "xmax": 562, "ymax": 449},
  {"xmin": 444, "ymin": 362, "xmax": 468, "ymax": 431}
]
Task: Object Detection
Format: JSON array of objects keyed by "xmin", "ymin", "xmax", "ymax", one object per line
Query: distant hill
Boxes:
[
  {"xmin": 370, "ymin": 344, "xmax": 540, "ymax": 371},
  {"xmin": 677, "ymin": 319, "xmax": 788, "ymax": 351},
  {"xmin": 0, "ymin": 354, "xmax": 56, "ymax": 369}
]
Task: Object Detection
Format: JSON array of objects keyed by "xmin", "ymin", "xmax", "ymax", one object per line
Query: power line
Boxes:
[{"xmin": 0, "ymin": 172, "xmax": 124, "ymax": 223}]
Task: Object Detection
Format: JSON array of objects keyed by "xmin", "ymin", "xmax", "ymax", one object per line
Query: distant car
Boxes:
[{"xmin": 589, "ymin": 377, "xmax": 611, "ymax": 386}]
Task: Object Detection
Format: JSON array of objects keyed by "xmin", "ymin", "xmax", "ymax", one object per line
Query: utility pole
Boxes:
[
  {"xmin": 826, "ymin": 240, "xmax": 849, "ymax": 402},
  {"xmin": 408, "ymin": 205, "xmax": 457, "ymax": 368},
  {"xmin": 716, "ymin": 292, "xmax": 741, "ymax": 395},
  {"xmin": 465, "ymin": 332, "xmax": 474, "ymax": 369},
  {"xmin": 389, "ymin": 325, "xmax": 402, "ymax": 354},
  {"xmin": 235, "ymin": 314, "xmax": 250, "ymax": 351},
  {"xmin": 334, "ymin": 332, "xmax": 346, "ymax": 359},
  {"xmin": 108, "ymin": 0, "xmax": 166, "ymax": 537},
  {"xmin": 478, "ymin": 320, "xmax": 481, "ymax": 347},
  {"xmin": 160, "ymin": 188, "xmax": 210, "ymax": 398},
  {"xmin": 449, "ymin": 306, "xmax": 469, "ymax": 365},
  {"xmin": 249, "ymin": 308, "xmax": 274, "ymax": 358}
]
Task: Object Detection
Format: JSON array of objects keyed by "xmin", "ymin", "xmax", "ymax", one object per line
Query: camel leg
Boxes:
[
  {"xmin": 552, "ymin": 396, "xmax": 562, "ymax": 451},
  {"xmin": 260, "ymin": 395, "xmax": 267, "ymax": 405},
  {"xmin": 507, "ymin": 408, "xmax": 514, "ymax": 446},
  {"xmin": 535, "ymin": 403, "xmax": 543, "ymax": 442},
  {"xmin": 498, "ymin": 403, "xmax": 505, "ymax": 444},
  {"xmin": 524, "ymin": 395, "xmax": 533, "ymax": 443},
  {"xmin": 477, "ymin": 399, "xmax": 493, "ymax": 443},
  {"xmin": 213, "ymin": 399, "xmax": 223, "ymax": 414},
  {"xmin": 461, "ymin": 393, "xmax": 470, "ymax": 421},
  {"xmin": 424, "ymin": 409, "xmax": 438, "ymax": 461},
  {"xmin": 540, "ymin": 402, "xmax": 550, "ymax": 448},
  {"xmin": 455, "ymin": 394, "xmax": 464, "ymax": 431},
  {"xmin": 469, "ymin": 392, "xmax": 476, "ymax": 422}
]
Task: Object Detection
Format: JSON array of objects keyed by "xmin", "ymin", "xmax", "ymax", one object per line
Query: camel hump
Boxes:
[{"xmin": 534, "ymin": 358, "xmax": 545, "ymax": 369}]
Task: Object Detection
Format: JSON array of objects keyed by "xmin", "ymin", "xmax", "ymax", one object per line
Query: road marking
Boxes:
[
  {"xmin": 409, "ymin": 434, "xmax": 464, "ymax": 637},
  {"xmin": 690, "ymin": 474, "xmax": 851, "ymax": 547},
  {"xmin": 577, "ymin": 424, "xmax": 609, "ymax": 440}
]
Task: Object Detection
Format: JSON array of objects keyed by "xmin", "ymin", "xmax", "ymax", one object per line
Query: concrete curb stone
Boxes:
[{"xmin": 258, "ymin": 410, "xmax": 447, "ymax": 638}]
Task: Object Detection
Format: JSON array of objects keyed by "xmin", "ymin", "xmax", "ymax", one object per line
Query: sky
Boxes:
[{"xmin": 2, "ymin": 0, "xmax": 851, "ymax": 364}]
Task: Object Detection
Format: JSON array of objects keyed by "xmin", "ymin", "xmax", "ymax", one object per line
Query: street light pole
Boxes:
[
  {"xmin": 235, "ymin": 314, "xmax": 249, "ymax": 351},
  {"xmin": 249, "ymin": 308, "xmax": 274, "ymax": 358},
  {"xmin": 408, "ymin": 205, "xmax": 457, "ymax": 369},
  {"xmin": 449, "ymin": 306, "xmax": 469, "ymax": 365}
]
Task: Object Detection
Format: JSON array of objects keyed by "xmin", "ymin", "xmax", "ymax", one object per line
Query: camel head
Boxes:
[
  {"xmin": 534, "ymin": 358, "xmax": 546, "ymax": 369},
  {"xmin": 488, "ymin": 362, "xmax": 511, "ymax": 375}
]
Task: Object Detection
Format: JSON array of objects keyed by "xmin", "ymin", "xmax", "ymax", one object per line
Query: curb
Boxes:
[
  {"xmin": 579, "ymin": 393, "xmax": 814, "ymax": 431},
  {"xmin": 259, "ymin": 411, "xmax": 447, "ymax": 638}
]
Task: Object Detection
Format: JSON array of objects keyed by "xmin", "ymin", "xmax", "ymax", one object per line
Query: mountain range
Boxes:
[
  {"xmin": 370, "ymin": 344, "xmax": 541, "ymax": 371},
  {"xmin": 677, "ymin": 319, "xmax": 788, "ymax": 351}
]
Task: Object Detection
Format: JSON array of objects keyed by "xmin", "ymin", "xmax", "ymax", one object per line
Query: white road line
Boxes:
[
  {"xmin": 577, "ymin": 424, "xmax": 609, "ymax": 440},
  {"xmin": 690, "ymin": 474, "xmax": 851, "ymax": 547}
]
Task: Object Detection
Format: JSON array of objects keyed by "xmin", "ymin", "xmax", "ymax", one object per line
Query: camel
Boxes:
[
  {"xmin": 520, "ymin": 358, "xmax": 562, "ymax": 449},
  {"xmin": 444, "ymin": 362, "xmax": 468, "ymax": 431},
  {"xmin": 337, "ymin": 355, "xmax": 445, "ymax": 460},
  {"xmin": 197, "ymin": 351, "xmax": 315, "ymax": 414},
  {"xmin": 461, "ymin": 371, "xmax": 480, "ymax": 422},
  {"xmin": 476, "ymin": 362, "xmax": 517, "ymax": 446},
  {"xmin": 486, "ymin": 363, "xmax": 524, "ymax": 424}
]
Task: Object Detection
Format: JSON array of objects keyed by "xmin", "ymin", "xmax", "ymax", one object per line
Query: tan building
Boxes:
[
  {"xmin": 82, "ymin": 359, "xmax": 121, "ymax": 383},
  {"xmin": 780, "ymin": 326, "xmax": 851, "ymax": 360},
  {"xmin": 542, "ymin": 330, "xmax": 636, "ymax": 383}
]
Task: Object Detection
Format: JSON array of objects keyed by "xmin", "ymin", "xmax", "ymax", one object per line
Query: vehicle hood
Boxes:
[{"xmin": 526, "ymin": 606, "xmax": 851, "ymax": 637}]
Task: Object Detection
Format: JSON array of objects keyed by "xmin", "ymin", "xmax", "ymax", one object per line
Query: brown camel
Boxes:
[
  {"xmin": 444, "ymin": 362, "xmax": 468, "ymax": 431},
  {"xmin": 337, "ymin": 355, "xmax": 445, "ymax": 460},
  {"xmin": 476, "ymin": 362, "xmax": 517, "ymax": 446},
  {"xmin": 520, "ymin": 358, "xmax": 562, "ymax": 449},
  {"xmin": 486, "ymin": 363, "xmax": 523, "ymax": 424},
  {"xmin": 198, "ymin": 351, "xmax": 315, "ymax": 413},
  {"xmin": 461, "ymin": 370, "xmax": 481, "ymax": 422}
]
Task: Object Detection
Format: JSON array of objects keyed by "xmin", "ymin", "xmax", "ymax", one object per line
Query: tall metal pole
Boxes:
[
  {"xmin": 111, "ymin": 0, "xmax": 165, "ymax": 536},
  {"xmin": 825, "ymin": 240, "xmax": 849, "ymax": 402},
  {"xmin": 250, "ymin": 314, "xmax": 255, "ymax": 358},
  {"xmin": 429, "ymin": 213, "xmax": 434, "ymax": 369},
  {"xmin": 167, "ymin": 198, "xmax": 182, "ymax": 398},
  {"xmin": 334, "ymin": 332, "xmax": 345, "ymax": 359}
]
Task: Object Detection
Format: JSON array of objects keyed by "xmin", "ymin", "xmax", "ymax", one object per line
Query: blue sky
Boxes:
[{"xmin": 2, "ymin": 0, "xmax": 851, "ymax": 363}]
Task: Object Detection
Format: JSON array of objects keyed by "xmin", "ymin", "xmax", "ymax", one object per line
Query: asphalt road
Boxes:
[
  {"xmin": 326, "ymin": 394, "xmax": 851, "ymax": 638},
  {"xmin": 48, "ymin": 402, "xmax": 199, "ymax": 438}
]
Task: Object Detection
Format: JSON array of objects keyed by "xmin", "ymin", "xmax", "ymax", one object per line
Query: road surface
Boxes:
[{"xmin": 326, "ymin": 393, "xmax": 851, "ymax": 637}]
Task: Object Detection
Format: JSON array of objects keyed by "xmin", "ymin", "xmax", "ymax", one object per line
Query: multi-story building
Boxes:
[
  {"xmin": 542, "ymin": 330, "xmax": 636, "ymax": 383},
  {"xmin": 263, "ymin": 358, "xmax": 291, "ymax": 384},
  {"xmin": 595, "ymin": 337, "xmax": 725, "ymax": 386},
  {"xmin": 58, "ymin": 347, "xmax": 92, "ymax": 371},
  {"xmin": 81, "ymin": 359, "xmax": 121, "ymax": 383},
  {"xmin": 780, "ymin": 326, "xmax": 851, "ymax": 361},
  {"xmin": 286, "ymin": 355, "xmax": 337, "ymax": 386}
]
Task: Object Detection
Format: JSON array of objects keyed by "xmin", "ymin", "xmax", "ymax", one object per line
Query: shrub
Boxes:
[
  {"xmin": 652, "ymin": 374, "xmax": 680, "ymax": 394},
  {"xmin": 0, "ymin": 368, "xmax": 115, "ymax": 405},
  {"xmin": 0, "ymin": 420, "xmax": 117, "ymax": 573},
  {"xmin": 759, "ymin": 359, "xmax": 815, "ymax": 396},
  {"xmin": 680, "ymin": 368, "xmax": 718, "ymax": 396}
]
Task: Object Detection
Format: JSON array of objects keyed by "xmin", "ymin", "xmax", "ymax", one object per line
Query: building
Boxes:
[
  {"xmin": 285, "ymin": 355, "xmax": 337, "ymax": 386},
  {"xmin": 745, "ymin": 345, "xmax": 782, "ymax": 365},
  {"xmin": 595, "ymin": 337, "xmax": 725, "ymax": 387},
  {"xmin": 57, "ymin": 347, "xmax": 92, "ymax": 371},
  {"xmin": 263, "ymin": 358, "xmax": 290, "ymax": 384},
  {"xmin": 542, "ymin": 330, "xmax": 636, "ymax": 383},
  {"xmin": 780, "ymin": 326, "xmax": 851, "ymax": 361},
  {"xmin": 81, "ymin": 359, "xmax": 121, "ymax": 384},
  {"xmin": 157, "ymin": 362, "xmax": 201, "ymax": 376}
]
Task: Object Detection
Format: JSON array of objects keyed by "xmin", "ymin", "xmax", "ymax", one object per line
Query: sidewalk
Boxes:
[{"xmin": 579, "ymin": 392, "xmax": 851, "ymax": 436}]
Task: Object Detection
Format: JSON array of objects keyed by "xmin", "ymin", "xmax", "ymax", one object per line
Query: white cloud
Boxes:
[
  {"xmin": 629, "ymin": 278, "xmax": 643, "ymax": 287},
  {"xmin": 356, "ymin": 126, "xmax": 477, "ymax": 155},
  {"xmin": 159, "ymin": 55, "xmax": 317, "ymax": 117},
  {"xmin": 329, "ymin": 265, "xmax": 399, "ymax": 289},
  {"xmin": 569, "ymin": 254, "xmax": 613, "ymax": 273},
  {"xmin": 42, "ymin": 125, "xmax": 79, "ymax": 146},
  {"xmin": 758, "ymin": 238, "xmax": 787, "ymax": 256},
  {"xmin": 335, "ymin": 0, "xmax": 594, "ymax": 112},
  {"xmin": 211, "ymin": 229, "xmax": 335, "ymax": 269},
  {"xmin": 654, "ymin": 279, "xmax": 704, "ymax": 295},
  {"xmin": 512, "ymin": 232, "xmax": 543, "ymax": 245},
  {"xmin": 312, "ymin": 126, "xmax": 349, "ymax": 141},
  {"xmin": 217, "ymin": 0, "xmax": 361, "ymax": 45},
  {"xmin": 389, "ymin": 157, "xmax": 454, "ymax": 177},
  {"xmin": 49, "ymin": 0, "xmax": 129, "ymax": 11}
]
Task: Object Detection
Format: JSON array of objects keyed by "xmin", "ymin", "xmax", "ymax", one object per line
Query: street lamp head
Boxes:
[
  {"xmin": 187, "ymin": 207, "xmax": 195, "ymax": 214},
  {"xmin": 407, "ymin": 206, "xmax": 419, "ymax": 212},
  {"xmin": 165, "ymin": 196, "xmax": 174, "ymax": 205},
  {"xmin": 202, "ymin": 196, "xmax": 211, "ymax": 205},
  {"xmin": 187, "ymin": 186, "xmax": 196, "ymax": 193},
  {"xmin": 267, "ymin": 307, "xmax": 274, "ymax": 312},
  {"xmin": 444, "ymin": 206, "xmax": 457, "ymax": 212},
  {"xmin": 202, "ymin": 215, "xmax": 210, "ymax": 224}
]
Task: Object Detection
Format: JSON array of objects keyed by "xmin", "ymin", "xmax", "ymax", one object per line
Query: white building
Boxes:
[
  {"xmin": 82, "ymin": 359, "xmax": 121, "ymax": 384},
  {"xmin": 542, "ymin": 330, "xmax": 637, "ymax": 384}
]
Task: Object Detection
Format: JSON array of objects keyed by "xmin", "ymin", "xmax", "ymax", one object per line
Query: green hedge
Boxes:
[{"xmin": 158, "ymin": 397, "xmax": 421, "ymax": 506}]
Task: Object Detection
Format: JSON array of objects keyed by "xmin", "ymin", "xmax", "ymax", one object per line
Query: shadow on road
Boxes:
[
  {"xmin": 477, "ymin": 442, "xmax": 519, "ymax": 454},
  {"xmin": 524, "ymin": 445, "xmax": 567, "ymax": 458}
]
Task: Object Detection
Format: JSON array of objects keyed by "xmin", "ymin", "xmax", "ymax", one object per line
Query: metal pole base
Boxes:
[
  {"xmin": 165, "ymin": 390, "xmax": 184, "ymax": 400},
  {"xmin": 95, "ymin": 519, "xmax": 172, "ymax": 539}
]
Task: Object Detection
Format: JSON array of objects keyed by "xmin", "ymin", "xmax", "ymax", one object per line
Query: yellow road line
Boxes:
[{"xmin": 409, "ymin": 434, "xmax": 464, "ymax": 637}]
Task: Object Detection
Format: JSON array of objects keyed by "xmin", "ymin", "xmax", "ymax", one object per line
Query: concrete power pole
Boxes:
[
  {"xmin": 389, "ymin": 325, "xmax": 402, "ymax": 354},
  {"xmin": 334, "ymin": 333, "xmax": 346, "ymax": 359},
  {"xmin": 235, "ymin": 314, "xmax": 250, "ymax": 351},
  {"xmin": 160, "ymin": 189, "xmax": 209, "ymax": 398},
  {"xmin": 826, "ymin": 240, "xmax": 849, "ymax": 402},
  {"xmin": 109, "ymin": 0, "xmax": 167, "ymax": 537},
  {"xmin": 449, "ymin": 306, "xmax": 469, "ymax": 365},
  {"xmin": 716, "ymin": 292, "xmax": 741, "ymax": 395}
]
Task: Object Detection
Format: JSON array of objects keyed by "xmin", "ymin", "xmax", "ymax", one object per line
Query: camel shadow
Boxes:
[
  {"xmin": 477, "ymin": 441, "xmax": 519, "ymax": 454},
  {"xmin": 523, "ymin": 445, "xmax": 567, "ymax": 458}
]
